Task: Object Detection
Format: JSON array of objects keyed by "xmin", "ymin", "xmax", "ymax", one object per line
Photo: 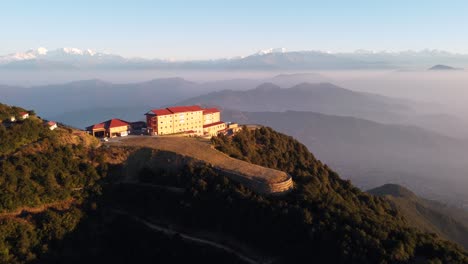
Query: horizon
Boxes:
[
  {"xmin": 2, "ymin": 1, "xmax": 468, "ymax": 60},
  {"xmin": 3, "ymin": 46, "xmax": 468, "ymax": 61},
  {"xmin": 2, "ymin": 1, "xmax": 468, "ymax": 262}
]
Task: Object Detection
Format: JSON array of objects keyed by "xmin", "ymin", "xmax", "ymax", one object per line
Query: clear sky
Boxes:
[{"xmin": 1, "ymin": 0, "xmax": 468, "ymax": 60}]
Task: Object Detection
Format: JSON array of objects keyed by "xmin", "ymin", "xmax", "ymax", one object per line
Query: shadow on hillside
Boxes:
[{"xmin": 33, "ymin": 183, "xmax": 250, "ymax": 264}]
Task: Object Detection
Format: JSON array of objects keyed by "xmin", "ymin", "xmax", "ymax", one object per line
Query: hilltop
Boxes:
[
  {"xmin": 428, "ymin": 64, "xmax": 462, "ymax": 71},
  {"xmin": 368, "ymin": 184, "xmax": 417, "ymax": 199},
  {"xmin": 105, "ymin": 136, "xmax": 293, "ymax": 194},
  {"xmin": 0, "ymin": 103, "xmax": 467, "ymax": 263}
]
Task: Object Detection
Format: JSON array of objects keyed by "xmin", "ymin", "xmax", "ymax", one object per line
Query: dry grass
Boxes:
[
  {"xmin": 107, "ymin": 136, "xmax": 289, "ymax": 184},
  {"xmin": 0, "ymin": 198, "xmax": 75, "ymax": 218}
]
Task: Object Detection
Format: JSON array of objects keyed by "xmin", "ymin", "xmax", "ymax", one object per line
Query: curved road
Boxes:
[{"xmin": 111, "ymin": 209, "xmax": 269, "ymax": 264}]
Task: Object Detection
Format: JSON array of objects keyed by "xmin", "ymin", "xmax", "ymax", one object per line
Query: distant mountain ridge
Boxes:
[
  {"xmin": 3, "ymin": 47, "xmax": 468, "ymax": 70},
  {"xmin": 428, "ymin": 64, "xmax": 463, "ymax": 71},
  {"xmin": 368, "ymin": 184, "xmax": 418, "ymax": 199},
  {"xmin": 177, "ymin": 82, "xmax": 413, "ymax": 123}
]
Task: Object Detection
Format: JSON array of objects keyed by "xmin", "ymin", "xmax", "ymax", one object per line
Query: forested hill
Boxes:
[
  {"xmin": 369, "ymin": 184, "xmax": 468, "ymax": 249},
  {"xmin": 0, "ymin": 103, "xmax": 107, "ymax": 263},
  {"xmin": 211, "ymin": 127, "xmax": 467, "ymax": 262},
  {"xmin": 0, "ymin": 102, "xmax": 467, "ymax": 263}
]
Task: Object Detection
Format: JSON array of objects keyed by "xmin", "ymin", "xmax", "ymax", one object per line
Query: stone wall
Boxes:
[
  {"xmin": 117, "ymin": 147, "xmax": 294, "ymax": 195},
  {"xmin": 212, "ymin": 167, "xmax": 294, "ymax": 195}
]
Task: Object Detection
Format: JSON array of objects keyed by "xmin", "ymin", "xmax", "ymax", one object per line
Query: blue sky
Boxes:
[{"xmin": 1, "ymin": 0, "xmax": 467, "ymax": 59}]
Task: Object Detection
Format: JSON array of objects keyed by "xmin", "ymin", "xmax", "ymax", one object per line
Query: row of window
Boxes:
[
  {"xmin": 207, "ymin": 125, "xmax": 225, "ymax": 130},
  {"xmin": 158, "ymin": 112, "xmax": 202, "ymax": 118},
  {"xmin": 159, "ymin": 125, "xmax": 202, "ymax": 129},
  {"xmin": 159, "ymin": 120, "xmax": 202, "ymax": 124}
]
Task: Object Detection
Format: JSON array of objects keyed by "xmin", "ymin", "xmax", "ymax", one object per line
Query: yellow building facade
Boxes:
[
  {"xmin": 146, "ymin": 106, "xmax": 224, "ymax": 136},
  {"xmin": 202, "ymin": 108, "xmax": 221, "ymax": 125}
]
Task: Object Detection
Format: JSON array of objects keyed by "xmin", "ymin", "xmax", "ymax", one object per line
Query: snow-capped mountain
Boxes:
[
  {"xmin": 0, "ymin": 47, "xmax": 48, "ymax": 64},
  {"xmin": 1, "ymin": 47, "xmax": 468, "ymax": 70},
  {"xmin": 0, "ymin": 47, "xmax": 126, "ymax": 66},
  {"xmin": 253, "ymin": 48, "xmax": 287, "ymax": 56}
]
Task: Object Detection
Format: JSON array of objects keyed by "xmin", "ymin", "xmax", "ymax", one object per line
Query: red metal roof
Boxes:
[
  {"xmin": 19, "ymin": 112, "xmax": 28, "ymax": 116},
  {"xmin": 87, "ymin": 119, "xmax": 129, "ymax": 131},
  {"xmin": 47, "ymin": 121, "xmax": 57, "ymax": 126},
  {"xmin": 148, "ymin": 109, "xmax": 173, "ymax": 116},
  {"xmin": 203, "ymin": 121, "xmax": 225, "ymax": 128},
  {"xmin": 88, "ymin": 123, "xmax": 105, "ymax": 130},
  {"xmin": 108, "ymin": 119, "xmax": 129, "ymax": 128},
  {"xmin": 203, "ymin": 108, "xmax": 220, "ymax": 114},
  {"xmin": 147, "ymin": 105, "xmax": 203, "ymax": 116},
  {"xmin": 167, "ymin": 105, "xmax": 203, "ymax": 113}
]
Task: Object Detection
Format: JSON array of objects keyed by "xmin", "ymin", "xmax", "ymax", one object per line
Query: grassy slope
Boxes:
[{"xmin": 107, "ymin": 136, "xmax": 289, "ymax": 184}]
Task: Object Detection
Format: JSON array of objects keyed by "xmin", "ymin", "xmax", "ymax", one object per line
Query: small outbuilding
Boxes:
[
  {"xmin": 47, "ymin": 121, "xmax": 58, "ymax": 130},
  {"xmin": 19, "ymin": 112, "xmax": 29, "ymax": 120},
  {"xmin": 203, "ymin": 121, "xmax": 227, "ymax": 137},
  {"xmin": 86, "ymin": 119, "xmax": 130, "ymax": 138}
]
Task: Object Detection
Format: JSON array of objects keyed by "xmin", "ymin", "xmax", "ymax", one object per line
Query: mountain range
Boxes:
[
  {"xmin": 3, "ymin": 78, "xmax": 468, "ymax": 208},
  {"xmin": 176, "ymin": 81, "xmax": 468, "ymax": 138},
  {"xmin": 3, "ymin": 78, "xmax": 464, "ymax": 137},
  {"xmin": 3, "ymin": 47, "xmax": 468, "ymax": 70}
]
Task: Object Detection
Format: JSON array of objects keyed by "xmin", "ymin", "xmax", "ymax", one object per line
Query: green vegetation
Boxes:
[
  {"xmin": 369, "ymin": 184, "xmax": 468, "ymax": 250},
  {"xmin": 35, "ymin": 210, "xmax": 247, "ymax": 264},
  {"xmin": 207, "ymin": 127, "xmax": 467, "ymax": 263},
  {"xmin": 0, "ymin": 144, "xmax": 102, "ymax": 211},
  {"xmin": 369, "ymin": 184, "xmax": 419, "ymax": 199},
  {"xmin": 211, "ymin": 126, "xmax": 320, "ymax": 179},
  {"xmin": 0, "ymin": 208, "xmax": 83, "ymax": 263},
  {"xmin": 0, "ymin": 103, "xmax": 104, "ymax": 263},
  {"xmin": 0, "ymin": 103, "xmax": 32, "ymax": 121},
  {"xmin": 0, "ymin": 102, "xmax": 466, "ymax": 264},
  {"xmin": 0, "ymin": 103, "xmax": 49, "ymax": 156},
  {"xmin": 0, "ymin": 105, "xmax": 103, "ymax": 211}
]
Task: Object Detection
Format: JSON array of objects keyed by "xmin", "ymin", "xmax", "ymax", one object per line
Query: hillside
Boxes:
[
  {"xmin": 221, "ymin": 110, "xmax": 468, "ymax": 208},
  {"xmin": 369, "ymin": 184, "xmax": 468, "ymax": 249},
  {"xmin": 0, "ymin": 103, "xmax": 103, "ymax": 263},
  {"xmin": 0, "ymin": 103, "xmax": 244, "ymax": 263},
  {"xmin": 106, "ymin": 136, "xmax": 293, "ymax": 194},
  {"xmin": 1, "ymin": 103, "xmax": 467, "ymax": 263},
  {"xmin": 368, "ymin": 184, "xmax": 418, "ymax": 199},
  {"xmin": 206, "ymin": 127, "xmax": 467, "ymax": 262}
]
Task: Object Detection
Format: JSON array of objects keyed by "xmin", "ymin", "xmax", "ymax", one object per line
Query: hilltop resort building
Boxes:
[{"xmin": 145, "ymin": 105, "xmax": 227, "ymax": 136}]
